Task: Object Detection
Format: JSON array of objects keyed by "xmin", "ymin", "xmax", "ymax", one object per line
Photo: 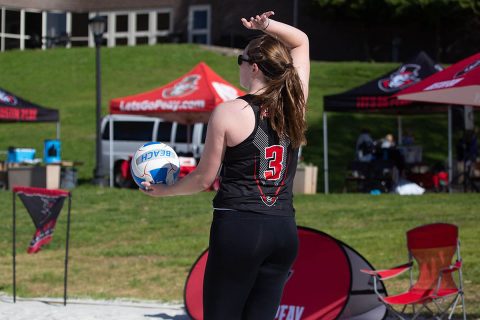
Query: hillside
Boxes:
[{"xmin": 0, "ymin": 44, "xmax": 467, "ymax": 191}]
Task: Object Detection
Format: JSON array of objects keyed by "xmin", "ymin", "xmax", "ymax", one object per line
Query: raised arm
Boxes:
[{"xmin": 241, "ymin": 11, "xmax": 310, "ymax": 100}]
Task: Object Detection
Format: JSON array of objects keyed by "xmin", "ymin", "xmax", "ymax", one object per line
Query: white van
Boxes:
[{"xmin": 100, "ymin": 114, "xmax": 207, "ymax": 187}]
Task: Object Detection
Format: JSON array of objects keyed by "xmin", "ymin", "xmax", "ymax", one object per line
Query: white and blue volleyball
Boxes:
[{"xmin": 131, "ymin": 142, "xmax": 180, "ymax": 189}]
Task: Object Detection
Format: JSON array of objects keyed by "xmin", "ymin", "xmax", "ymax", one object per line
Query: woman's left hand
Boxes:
[
  {"xmin": 140, "ymin": 181, "xmax": 169, "ymax": 197},
  {"xmin": 241, "ymin": 11, "xmax": 274, "ymax": 30}
]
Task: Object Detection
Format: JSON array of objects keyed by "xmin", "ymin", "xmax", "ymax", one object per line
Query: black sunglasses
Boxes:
[{"xmin": 237, "ymin": 55, "xmax": 253, "ymax": 66}]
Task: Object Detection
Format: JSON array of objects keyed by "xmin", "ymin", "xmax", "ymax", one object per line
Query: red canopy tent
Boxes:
[
  {"xmin": 107, "ymin": 62, "xmax": 244, "ymax": 187},
  {"xmin": 397, "ymin": 52, "xmax": 480, "ymax": 107},
  {"xmin": 396, "ymin": 52, "xmax": 480, "ymax": 191},
  {"xmin": 109, "ymin": 62, "xmax": 245, "ymax": 124}
]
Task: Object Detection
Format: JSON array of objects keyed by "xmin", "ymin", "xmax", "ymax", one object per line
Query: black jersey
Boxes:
[{"xmin": 212, "ymin": 94, "xmax": 299, "ymax": 216}]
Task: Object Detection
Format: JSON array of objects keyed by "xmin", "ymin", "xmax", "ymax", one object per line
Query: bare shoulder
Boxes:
[
  {"xmin": 211, "ymin": 98, "xmax": 250, "ymax": 120},
  {"xmin": 215, "ymin": 98, "xmax": 249, "ymax": 112}
]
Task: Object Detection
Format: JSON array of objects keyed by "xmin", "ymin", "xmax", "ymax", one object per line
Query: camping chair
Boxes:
[{"xmin": 361, "ymin": 223, "xmax": 466, "ymax": 320}]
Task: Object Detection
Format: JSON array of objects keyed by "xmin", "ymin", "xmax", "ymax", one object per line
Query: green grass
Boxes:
[
  {"xmin": 0, "ymin": 44, "xmax": 479, "ymax": 317},
  {"xmin": 0, "ymin": 187, "xmax": 478, "ymax": 317},
  {"xmin": 1, "ymin": 44, "xmax": 474, "ymax": 191}
]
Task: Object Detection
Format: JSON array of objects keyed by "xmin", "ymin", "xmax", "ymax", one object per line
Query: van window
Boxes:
[
  {"xmin": 201, "ymin": 124, "xmax": 208, "ymax": 143},
  {"xmin": 102, "ymin": 121, "xmax": 154, "ymax": 141},
  {"xmin": 156, "ymin": 121, "xmax": 173, "ymax": 143},
  {"xmin": 176, "ymin": 124, "xmax": 194, "ymax": 143}
]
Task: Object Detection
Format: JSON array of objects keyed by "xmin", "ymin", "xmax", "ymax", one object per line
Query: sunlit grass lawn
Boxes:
[
  {"xmin": 0, "ymin": 186, "xmax": 478, "ymax": 317},
  {"xmin": 2, "ymin": 44, "xmax": 478, "ymax": 192}
]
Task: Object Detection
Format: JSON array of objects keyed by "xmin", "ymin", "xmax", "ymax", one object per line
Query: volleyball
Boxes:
[{"xmin": 131, "ymin": 142, "xmax": 180, "ymax": 189}]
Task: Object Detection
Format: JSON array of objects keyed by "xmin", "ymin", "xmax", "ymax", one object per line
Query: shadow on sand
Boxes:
[{"xmin": 144, "ymin": 313, "xmax": 190, "ymax": 319}]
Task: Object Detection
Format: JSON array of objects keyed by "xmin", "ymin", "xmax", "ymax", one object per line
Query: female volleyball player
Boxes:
[{"xmin": 141, "ymin": 11, "xmax": 309, "ymax": 320}]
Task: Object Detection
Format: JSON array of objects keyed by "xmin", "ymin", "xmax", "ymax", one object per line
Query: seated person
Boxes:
[
  {"xmin": 456, "ymin": 129, "xmax": 478, "ymax": 166},
  {"xmin": 378, "ymin": 134, "xmax": 396, "ymax": 161},
  {"xmin": 401, "ymin": 130, "xmax": 415, "ymax": 146},
  {"xmin": 456, "ymin": 128, "xmax": 479, "ymax": 186},
  {"xmin": 356, "ymin": 129, "xmax": 375, "ymax": 162},
  {"xmin": 432, "ymin": 162, "xmax": 448, "ymax": 192},
  {"xmin": 378, "ymin": 134, "xmax": 406, "ymax": 183},
  {"xmin": 380, "ymin": 133, "xmax": 395, "ymax": 149}
]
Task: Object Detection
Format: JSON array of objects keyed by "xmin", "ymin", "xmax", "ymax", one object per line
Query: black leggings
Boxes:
[{"xmin": 203, "ymin": 210, "xmax": 298, "ymax": 320}]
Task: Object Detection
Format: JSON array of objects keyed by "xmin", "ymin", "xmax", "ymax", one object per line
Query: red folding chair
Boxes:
[{"xmin": 362, "ymin": 223, "xmax": 466, "ymax": 319}]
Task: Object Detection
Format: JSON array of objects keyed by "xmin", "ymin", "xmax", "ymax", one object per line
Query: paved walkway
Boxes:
[{"xmin": 0, "ymin": 295, "xmax": 189, "ymax": 320}]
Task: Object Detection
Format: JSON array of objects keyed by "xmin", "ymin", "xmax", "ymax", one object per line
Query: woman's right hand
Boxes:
[
  {"xmin": 140, "ymin": 181, "xmax": 168, "ymax": 197},
  {"xmin": 241, "ymin": 11, "xmax": 274, "ymax": 31}
]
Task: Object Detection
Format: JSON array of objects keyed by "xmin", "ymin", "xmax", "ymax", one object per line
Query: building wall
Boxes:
[
  {"xmin": 0, "ymin": 0, "xmax": 297, "ymax": 50},
  {"xmin": 209, "ymin": 0, "xmax": 295, "ymax": 49},
  {"xmin": 163, "ymin": 0, "xmax": 296, "ymax": 48},
  {"xmin": 0, "ymin": 4, "xmax": 180, "ymax": 50},
  {"xmin": 0, "ymin": 0, "xmax": 178, "ymax": 12},
  {"xmin": 0, "ymin": 0, "xmax": 477, "ymax": 62}
]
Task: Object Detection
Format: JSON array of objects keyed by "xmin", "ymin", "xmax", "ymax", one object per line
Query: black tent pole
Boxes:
[
  {"xmin": 12, "ymin": 191, "xmax": 16, "ymax": 303},
  {"xmin": 63, "ymin": 193, "xmax": 72, "ymax": 306}
]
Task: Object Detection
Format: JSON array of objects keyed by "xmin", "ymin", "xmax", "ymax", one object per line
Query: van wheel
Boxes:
[{"xmin": 114, "ymin": 161, "xmax": 134, "ymax": 188}]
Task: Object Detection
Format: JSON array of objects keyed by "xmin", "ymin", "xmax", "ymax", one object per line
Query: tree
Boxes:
[
  {"xmin": 458, "ymin": 0, "xmax": 480, "ymax": 14},
  {"xmin": 386, "ymin": 0, "xmax": 471, "ymax": 61},
  {"xmin": 309, "ymin": 0, "xmax": 472, "ymax": 61},
  {"xmin": 308, "ymin": 0, "xmax": 396, "ymax": 60}
]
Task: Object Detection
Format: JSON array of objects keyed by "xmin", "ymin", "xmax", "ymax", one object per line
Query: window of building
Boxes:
[
  {"xmin": 134, "ymin": 12, "xmax": 149, "ymax": 45},
  {"xmin": 192, "ymin": 34, "xmax": 207, "ymax": 43},
  {"xmin": 46, "ymin": 12, "xmax": 68, "ymax": 48},
  {"xmin": 25, "ymin": 11, "xmax": 42, "ymax": 49},
  {"xmin": 157, "ymin": 12, "xmax": 169, "ymax": 30},
  {"xmin": 115, "ymin": 14, "xmax": 128, "ymax": 32},
  {"xmin": 0, "ymin": 7, "xmax": 173, "ymax": 52},
  {"xmin": 71, "ymin": 13, "xmax": 89, "ymax": 47},
  {"xmin": 47, "ymin": 12, "xmax": 66, "ymax": 36},
  {"xmin": 109, "ymin": 13, "xmax": 129, "ymax": 46},
  {"xmin": 115, "ymin": 37, "xmax": 128, "ymax": 46},
  {"xmin": 193, "ymin": 11, "xmax": 207, "ymax": 30},
  {"xmin": 5, "ymin": 10, "xmax": 20, "ymax": 34},
  {"xmin": 0, "ymin": 9, "xmax": 3, "ymax": 49},
  {"xmin": 4, "ymin": 9, "xmax": 20, "ymax": 50},
  {"xmin": 5, "ymin": 38, "xmax": 19, "ymax": 50},
  {"xmin": 103, "ymin": 9, "xmax": 172, "ymax": 47},
  {"xmin": 156, "ymin": 10, "xmax": 172, "ymax": 43},
  {"xmin": 136, "ymin": 13, "xmax": 148, "ymax": 32},
  {"xmin": 188, "ymin": 5, "xmax": 211, "ymax": 45},
  {"xmin": 136, "ymin": 36, "xmax": 148, "ymax": 45}
]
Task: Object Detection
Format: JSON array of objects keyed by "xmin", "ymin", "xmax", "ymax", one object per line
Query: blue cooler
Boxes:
[
  {"xmin": 44, "ymin": 139, "xmax": 61, "ymax": 164},
  {"xmin": 7, "ymin": 148, "xmax": 36, "ymax": 163}
]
